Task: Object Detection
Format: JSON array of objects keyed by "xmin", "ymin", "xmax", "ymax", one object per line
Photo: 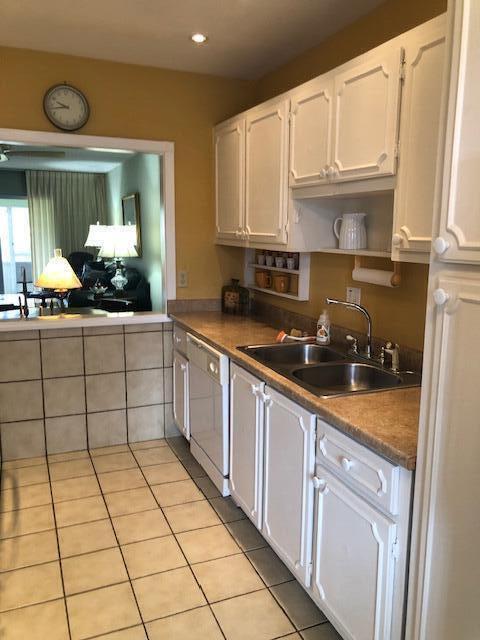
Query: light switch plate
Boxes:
[
  {"xmin": 346, "ymin": 286, "xmax": 361, "ymax": 305},
  {"xmin": 178, "ymin": 271, "xmax": 188, "ymax": 288}
]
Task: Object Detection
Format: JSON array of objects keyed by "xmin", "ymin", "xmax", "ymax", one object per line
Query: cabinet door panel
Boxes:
[
  {"xmin": 332, "ymin": 47, "xmax": 403, "ymax": 181},
  {"xmin": 312, "ymin": 466, "xmax": 397, "ymax": 640},
  {"xmin": 262, "ymin": 387, "xmax": 315, "ymax": 586},
  {"xmin": 229, "ymin": 364, "xmax": 264, "ymax": 528},
  {"xmin": 215, "ymin": 118, "xmax": 245, "ymax": 242},
  {"xmin": 435, "ymin": 0, "xmax": 480, "ymax": 263},
  {"xmin": 393, "ymin": 18, "xmax": 446, "ymax": 260},
  {"xmin": 173, "ymin": 351, "xmax": 189, "ymax": 440},
  {"xmin": 245, "ymin": 99, "xmax": 289, "ymax": 244},
  {"xmin": 414, "ymin": 272, "xmax": 480, "ymax": 639},
  {"xmin": 290, "ymin": 77, "xmax": 333, "ymax": 186}
]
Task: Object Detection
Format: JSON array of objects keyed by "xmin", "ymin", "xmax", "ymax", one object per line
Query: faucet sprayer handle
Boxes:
[{"xmin": 346, "ymin": 335, "xmax": 358, "ymax": 354}]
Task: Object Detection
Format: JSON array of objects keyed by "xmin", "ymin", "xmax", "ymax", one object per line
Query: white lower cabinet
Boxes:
[
  {"xmin": 173, "ymin": 350, "xmax": 189, "ymax": 440},
  {"xmin": 229, "ymin": 363, "xmax": 411, "ymax": 639},
  {"xmin": 229, "ymin": 364, "xmax": 264, "ymax": 529},
  {"xmin": 229, "ymin": 365, "xmax": 316, "ymax": 585},
  {"xmin": 262, "ymin": 386, "xmax": 316, "ymax": 586},
  {"xmin": 312, "ymin": 465, "xmax": 397, "ymax": 640}
]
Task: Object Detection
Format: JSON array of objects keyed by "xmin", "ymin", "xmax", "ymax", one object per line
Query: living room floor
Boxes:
[{"xmin": 0, "ymin": 437, "xmax": 341, "ymax": 640}]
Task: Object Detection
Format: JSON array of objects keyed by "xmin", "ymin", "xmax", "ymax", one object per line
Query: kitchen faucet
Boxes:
[{"xmin": 326, "ymin": 297, "xmax": 372, "ymax": 358}]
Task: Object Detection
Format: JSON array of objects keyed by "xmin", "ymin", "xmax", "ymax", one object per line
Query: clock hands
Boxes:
[{"xmin": 54, "ymin": 101, "xmax": 70, "ymax": 110}]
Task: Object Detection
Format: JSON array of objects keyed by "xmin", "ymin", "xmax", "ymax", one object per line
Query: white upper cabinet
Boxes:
[
  {"xmin": 392, "ymin": 16, "xmax": 446, "ymax": 262},
  {"xmin": 332, "ymin": 46, "xmax": 403, "ymax": 182},
  {"xmin": 289, "ymin": 45, "xmax": 403, "ymax": 188},
  {"xmin": 215, "ymin": 117, "xmax": 245, "ymax": 242},
  {"xmin": 262, "ymin": 386, "xmax": 316, "ymax": 586},
  {"xmin": 245, "ymin": 99, "xmax": 290, "ymax": 245},
  {"xmin": 433, "ymin": 0, "xmax": 480, "ymax": 264},
  {"xmin": 312, "ymin": 466, "xmax": 397, "ymax": 640},
  {"xmin": 289, "ymin": 76, "xmax": 333, "ymax": 186},
  {"xmin": 229, "ymin": 363, "xmax": 264, "ymax": 529}
]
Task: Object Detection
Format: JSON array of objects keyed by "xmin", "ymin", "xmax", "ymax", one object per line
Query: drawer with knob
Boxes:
[{"xmin": 316, "ymin": 419, "xmax": 400, "ymax": 515}]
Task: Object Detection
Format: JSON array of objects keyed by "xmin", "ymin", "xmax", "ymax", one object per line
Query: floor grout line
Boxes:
[
  {"xmin": 1, "ymin": 438, "xmax": 329, "ymax": 638},
  {"xmin": 85, "ymin": 447, "xmax": 151, "ymax": 640},
  {"xmin": 45, "ymin": 447, "xmax": 73, "ymax": 640},
  {"xmin": 132, "ymin": 442, "xmax": 229, "ymax": 640}
]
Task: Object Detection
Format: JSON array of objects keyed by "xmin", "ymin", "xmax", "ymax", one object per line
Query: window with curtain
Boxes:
[{"xmin": 26, "ymin": 170, "xmax": 108, "ymax": 279}]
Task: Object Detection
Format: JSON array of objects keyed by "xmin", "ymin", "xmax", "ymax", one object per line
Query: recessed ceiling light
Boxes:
[{"xmin": 191, "ymin": 33, "xmax": 208, "ymax": 44}]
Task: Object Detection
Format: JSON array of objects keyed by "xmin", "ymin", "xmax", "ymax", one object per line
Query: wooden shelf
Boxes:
[
  {"xmin": 247, "ymin": 263, "xmax": 300, "ymax": 275},
  {"xmin": 244, "ymin": 249, "xmax": 310, "ymax": 302},
  {"xmin": 247, "ymin": 285, "xmax": 308, "ymax": 301},
  {"xmin": 318, "ymin": 247, "xmax": 392, "ymax": 258}
]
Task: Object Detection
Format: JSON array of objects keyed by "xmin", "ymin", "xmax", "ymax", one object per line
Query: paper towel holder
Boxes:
[{"xmin": 353, "ymin": 256, "xmax": 401, "ymax": 287}]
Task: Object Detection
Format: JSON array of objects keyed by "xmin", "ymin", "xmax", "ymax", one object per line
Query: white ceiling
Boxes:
[
  {"xmin": 0, "ymin": 143, "xmax": 136, "ymax": 173},
  {"xmin": 1, "ymin": 0, "xmax": 384, "ymax": 79}
]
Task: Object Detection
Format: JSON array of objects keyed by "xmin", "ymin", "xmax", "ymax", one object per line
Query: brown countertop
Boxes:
[{"xmin": 170, "ymin": 311, "xmax": 420, "ymax": 470}]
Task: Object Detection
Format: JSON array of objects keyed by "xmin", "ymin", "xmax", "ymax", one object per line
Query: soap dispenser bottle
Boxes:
[{"xmin": 316, "ymin": 309, "xmax": 331, "ymax": 345}]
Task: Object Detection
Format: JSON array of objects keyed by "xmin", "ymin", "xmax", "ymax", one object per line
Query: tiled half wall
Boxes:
[{"xmin": 0, "ymin": 322, "xmax": 178, "ymax": 461}]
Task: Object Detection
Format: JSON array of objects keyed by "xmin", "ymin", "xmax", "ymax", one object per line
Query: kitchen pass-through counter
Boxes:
[{"xmin": 170, "ymin": 311, "xmax": 420, "ymax": 470}]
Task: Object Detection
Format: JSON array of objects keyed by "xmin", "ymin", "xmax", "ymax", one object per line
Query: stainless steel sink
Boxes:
[
  {"xmin": 240, "ymin": 343, "xmax": 346, "ymax": 366},
  {"xmin": 292, "ymin": 362, "xmax": 403, "ymax": 396},
  {"xmin": 237, "ymin": 341, "xmax": 421, "ymax": 397}
]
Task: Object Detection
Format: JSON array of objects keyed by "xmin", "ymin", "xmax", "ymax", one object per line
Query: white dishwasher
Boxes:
[{"xmin": 186, "ymin": 332, "xmax": 230, "ymax": 496}]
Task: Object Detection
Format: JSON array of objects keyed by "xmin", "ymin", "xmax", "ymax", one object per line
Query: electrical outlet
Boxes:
[
  {"xmin": 178, "ymin": 270, "xmax": 188, "ymax": 288},
  {"xmin": 346, "ymin": 286, "xmax": 361, "ymax": 305}
]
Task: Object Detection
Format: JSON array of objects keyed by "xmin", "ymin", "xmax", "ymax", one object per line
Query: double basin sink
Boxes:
[{"xmin": 238, "ymin": 342, "xmax": 421, "ymax": 398}]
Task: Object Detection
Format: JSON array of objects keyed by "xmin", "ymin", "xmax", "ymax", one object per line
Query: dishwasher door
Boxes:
[{"xmin": 187, "ymin": 334, "xmax": 230, "ymax": 483}]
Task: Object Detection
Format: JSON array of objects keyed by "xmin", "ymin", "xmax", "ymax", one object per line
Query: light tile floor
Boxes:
[{"xmin": 0, "ymin": 437, "xmax": 342, "ymax": 640}]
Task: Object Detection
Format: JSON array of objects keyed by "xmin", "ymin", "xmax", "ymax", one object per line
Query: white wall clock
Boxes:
[{"xmin": 43, "ymin": 83, "xmax": 90, "ymax": 131}]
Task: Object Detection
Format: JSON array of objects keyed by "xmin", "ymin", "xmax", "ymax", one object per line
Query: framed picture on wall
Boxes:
[{"xmin": 122, "ymin": 192, "xmax": 142, "ymax": 257}]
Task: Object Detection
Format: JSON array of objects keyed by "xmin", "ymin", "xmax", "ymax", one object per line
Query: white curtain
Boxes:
[{"xmin": 26, "ymin": 170, "xmax": 108, "ymax": 279}]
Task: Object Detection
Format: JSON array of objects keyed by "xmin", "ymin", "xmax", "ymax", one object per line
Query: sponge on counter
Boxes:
[{"xmin": 275, "ymin": 328, "xmax": 304, "ymax": 343}]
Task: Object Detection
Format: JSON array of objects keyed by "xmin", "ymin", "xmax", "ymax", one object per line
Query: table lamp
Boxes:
[
  {"xmin": 35, "ymin": 249, "xmax": 82, "ymax": 309},
  {"xmin": 98, "ymin": 225, "xmax": 138, "ymax": 291},
  {"xmin": 85, "ymin": 222, "xmax": 109, "ymax": 250}
]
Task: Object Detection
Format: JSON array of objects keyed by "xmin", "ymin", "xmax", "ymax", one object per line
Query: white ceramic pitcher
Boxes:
[{"xmin": 333, "ymin": 212, "xmax": 367, "ymax": 250}]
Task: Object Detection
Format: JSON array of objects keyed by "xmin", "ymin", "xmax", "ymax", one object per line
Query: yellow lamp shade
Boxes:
[{"xmin": 35, "ymin": 249, "xmax": 82, "ymax": 291}]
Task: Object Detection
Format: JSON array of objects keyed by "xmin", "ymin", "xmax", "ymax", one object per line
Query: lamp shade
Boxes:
[
  {"xmin": 98, "ymin": 225, "xmax": 138, "ymax": 259},
  {"xmin": 35, "ymin": 249, "xmax": 82, "ymax": 291},
  {"xmin": 85, "ymin": 222, "xmax": 109, "ymax": 248}
]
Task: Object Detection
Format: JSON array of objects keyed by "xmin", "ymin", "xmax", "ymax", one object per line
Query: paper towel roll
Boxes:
[{"xmin": 352, "ymin": 267, "xmax": 397, "ymax": 287}]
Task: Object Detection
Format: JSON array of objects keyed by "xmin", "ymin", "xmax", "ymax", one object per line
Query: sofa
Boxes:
[{"xmin": 68, "ymin": 260, "xmax": 152, "ymax": 312}]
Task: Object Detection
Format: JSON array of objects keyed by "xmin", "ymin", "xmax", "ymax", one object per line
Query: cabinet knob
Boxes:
[
  {"xmin": 320, "ymin": 168, "xmax": 327, "ymax": 178},
  {"xmin": 341, "ymin": 456, "xmax": 353, "ymax": 472},
  {"xmin": 433, "ymin": 288, "xmax": 449, "ymax": 306},
  {"xmin": 208, "ymin": 361, "xmax": 218, "ymax": 374},
  {"xmin": 262, "ymin": 393, "xmax": 273, "ymax": 408},
  {"xmin": 392, "ymin": 233, "xmax": 403, "ymax": 247},
  {"xmin": 433, "ymin": 236, "xmax": 450, "ymax": 255},
  {"xmin": 180, "ymin": 363, "xmax": 187, "ymax": 372},
  {"xmin": 313, "ymin": 476, "xmax": 327, "ymax": 492},
  {"xmin": 327, "ymin": 165, "xmax": 336, "ymax": 178}
]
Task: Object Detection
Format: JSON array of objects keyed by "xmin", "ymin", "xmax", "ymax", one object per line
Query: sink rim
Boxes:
[{"xmin": 237, "ymin": 342, "xmax": 421, "ymax": 398}]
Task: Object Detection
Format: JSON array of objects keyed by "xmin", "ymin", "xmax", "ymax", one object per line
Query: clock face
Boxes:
[{"xmin": 43, "ymin": 84, "xmax": 90, "ymax": 131}]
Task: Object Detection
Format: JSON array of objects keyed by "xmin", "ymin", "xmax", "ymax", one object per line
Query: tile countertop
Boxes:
[{"xmin": 170, "ymin": 311, "xmax": 420, "ymax": 471}]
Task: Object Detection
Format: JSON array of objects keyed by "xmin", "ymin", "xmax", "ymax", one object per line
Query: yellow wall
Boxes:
[
  {"xmin": 0, "ymin": 0, "xmax": 447, "ymax": 348},
  {"xmin": 0, "ymin": 46, "xmax": 254, "ymax": 300},
  {"xmin": 255, "ymin": 0, "xmax": 447, "ymax": 101},
  {"xmin": 244, "ymin": 0, "xmax": 447, "ymax": 351}
]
